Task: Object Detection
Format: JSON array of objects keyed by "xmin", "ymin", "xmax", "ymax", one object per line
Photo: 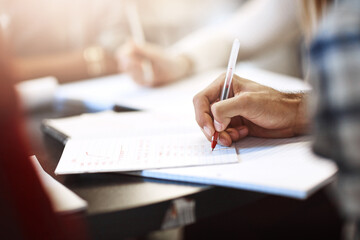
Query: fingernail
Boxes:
[
  {"xmin": 203, "ymin": 126, "xmax": 212, "ymax": 137},
  {"xmin": 228, "ymin": 129, "xmax": 237, "ymax": 140},
  {"xmin": 238, "ymin": 127, "xmax": 248, "ymax": 137},
  {"xmin": 214, "ymin": 120, "xmax": 223, "ymax": 132},
  {"xmin": 218, "ymin": 138, "xmax": 228, "ymax": 146}
]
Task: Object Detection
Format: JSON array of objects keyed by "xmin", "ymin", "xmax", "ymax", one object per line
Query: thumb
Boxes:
[{"xmin": 211, "ymin": 95, "xmax": 245, "ymax": 132}]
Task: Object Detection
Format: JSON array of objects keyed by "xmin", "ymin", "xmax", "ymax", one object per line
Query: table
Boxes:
[{"xmin": 24, "ymin": 103, "xmax": 264, "ymax": 239}]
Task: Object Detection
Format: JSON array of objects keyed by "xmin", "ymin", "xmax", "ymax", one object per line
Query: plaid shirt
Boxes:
[{"xmin": 309, "ymin": 0, "xmax": 360, "ymax": 224}]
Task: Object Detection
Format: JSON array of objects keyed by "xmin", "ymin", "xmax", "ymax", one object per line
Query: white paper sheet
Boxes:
[
  {"xmin": 55, "ymin": 133, "xmax": 238, "ymax": 174},
  {"xmin": 16, "ymin": 76, "xmax": 58, "ymax": 111},
  {"xmin": 30, "ymin": 156, "xmax": 87, "ymax": 213},
  {"xmin": 43, "ymin": 111, "xmax": 198, "ymax": 141},
  {"xmin": 55, "ymin": 65, "xmax": 310, "ymax": 111},
  {"xmin": 141, "ymin": 137, "xmax": 337, "ymax": 199},
  {"xmin": 47, "ymin": 111, "xmax": 337, "ymax": 199}
]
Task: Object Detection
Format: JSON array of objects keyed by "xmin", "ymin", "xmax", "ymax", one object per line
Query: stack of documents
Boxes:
[
  {"xmin": 47, "ymin": 111, "xmax": 239, "ymax": 174},
  {"xmin": 44, "ymin": 110, "xmax": 337, "ymax": 199}
]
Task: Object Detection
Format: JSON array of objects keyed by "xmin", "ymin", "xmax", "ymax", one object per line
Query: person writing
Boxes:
[
  {"xmin": 192, "ymin": 0, "xmax": 360, "ymax": 239},
  {"xmin": 193, "ymin": 74, "xmax": 308, "ymax": 147},
  {"xmin": 118, "ymin": 0, "xmax": 301, "ymax": 87}
]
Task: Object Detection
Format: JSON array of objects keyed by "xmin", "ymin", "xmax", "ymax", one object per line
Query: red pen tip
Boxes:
[{"xmin": 211, "ymin": 131, "xmax": 218, "ymax": 151}]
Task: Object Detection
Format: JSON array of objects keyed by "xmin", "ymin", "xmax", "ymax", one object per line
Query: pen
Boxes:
[
  {"xmin": 211, "ymin": 39, "xmax": 240, "ymax": 151},
  {"xmin": 125, "ymin": 2, "xmax": 154, "ymax": 84}
]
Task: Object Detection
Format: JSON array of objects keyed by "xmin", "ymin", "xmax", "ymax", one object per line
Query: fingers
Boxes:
[
  {"xmin": 193, "ymin": 73, "xmax": 227, "ymax": 140},
  {"xmin": 193, "ymin": 73, "xmax": 252, "ymax": 143},
  {"xmin": 211, "ymin": 93, "xmax": 248, "ymax": 132},
  {"xmin": 244, "ymin": 119, "xmax": 295, "ymax": 138},
  {"xmin": 117, "ymin": 41, "xmax": 159, "ymax": 68},
  {"xmin": 216, "ymin": 126, "xmax": 249, "ymax": 147},
  {"xmin": 117, "ymin": 41, "xmax": 154, "ymax": 86},
  {"xmin": 194, "ymin": 96, "xmax": 215, "ymax": 142}
]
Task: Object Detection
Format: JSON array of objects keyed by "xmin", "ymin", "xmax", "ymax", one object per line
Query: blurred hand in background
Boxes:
[{"xmin": 117, "ymin": 41, "xmax": 192, "ymax": 87}]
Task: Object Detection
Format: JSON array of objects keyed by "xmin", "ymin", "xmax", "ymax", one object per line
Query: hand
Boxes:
[
  {"xmin": 193, "ymin": 73, "xmax": 309, "ymax": 146},
  {"xmin": 116, "ymin": 41, "xmax": 192, "ymax": 87}
]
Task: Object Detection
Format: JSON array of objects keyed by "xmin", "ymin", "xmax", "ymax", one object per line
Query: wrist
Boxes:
[
  {"xmin": 172, "ymin": 54, "xmax": 193, "ymax": 80},
  {"xmin": 293, "ymin": 93, "xmax": 309, "ymax": 135}
]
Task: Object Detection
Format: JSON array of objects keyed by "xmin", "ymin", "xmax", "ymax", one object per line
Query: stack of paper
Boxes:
[
  {"xmin": 55, "ymin": 133, "xmax": 238, "ymax": 174},
  {"xmin": 45, "ymin": 110, "xmax": 337, "ymax": 199},
  {"xmin": 141, "ymin": 137, "xmax": 337, "ymax": 199}
]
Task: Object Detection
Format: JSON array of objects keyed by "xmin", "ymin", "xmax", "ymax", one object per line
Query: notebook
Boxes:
[
  {"xmin": 55, "ymin": 133, "xmax": 238, "ymax": 174},
  {"xmin": 50, "ymin": 111, "xmax": 238, "ymax": 174},
  {"xmin": 44, "ymin": 111, "xmax": 337, "ymax": 199},
  {"xmin": 139, "ymin": 137, "xmax": 337, "ymax": 199}
]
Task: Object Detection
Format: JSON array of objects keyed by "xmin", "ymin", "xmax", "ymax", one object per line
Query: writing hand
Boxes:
[{"xmin": 193, "ymin": 73, "xmax": 309, "ymax": 146}]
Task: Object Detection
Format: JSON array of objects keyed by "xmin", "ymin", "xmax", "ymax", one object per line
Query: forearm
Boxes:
[
  {"xmin": 169, "ymin": 0, "xmax": 300, "ymax": 77},
  {"xmin": 169, "ymin": 27, "xmax": 233, "ymax": 75},
  {"xmin": 226, "ymin": 0, "xmax": 300, "ymax": 59},
  {"xmin": 13, "ymin": 48, "xmax": 118, "ymax": 84}
]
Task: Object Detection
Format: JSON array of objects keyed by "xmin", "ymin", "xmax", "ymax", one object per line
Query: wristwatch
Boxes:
[{"xmin": 83, "ymin": 46, "xmax": 106, "ymax": 77}]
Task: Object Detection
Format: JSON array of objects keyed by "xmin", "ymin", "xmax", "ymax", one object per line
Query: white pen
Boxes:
[
  {"xmin": 125, "ymin": 2, "xmax": 154, "ymax": 84},
  {"xmin": 211, "ymin": 39, "xmax": 240, "ymax": 150}
]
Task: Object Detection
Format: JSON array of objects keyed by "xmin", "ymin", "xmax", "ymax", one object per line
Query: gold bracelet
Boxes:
[{"xmin": 83, "ymin": 46, "xmax": 106, "ymax": 77}]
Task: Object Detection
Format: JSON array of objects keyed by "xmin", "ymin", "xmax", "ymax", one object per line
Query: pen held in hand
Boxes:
[
  {"xmin": 125, "ymin": 2, "xmax": 154, "ymax": 84},
  {"xmin": 211, "ymin": 39, "xmax": 240, "ymax": 151}
]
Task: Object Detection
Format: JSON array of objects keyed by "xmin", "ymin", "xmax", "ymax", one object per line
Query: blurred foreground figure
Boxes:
[
  {"xmin": 118, "ymin": 0, "xmax": 302, "ymax": 87},
  {"xmin": 0, "ymin": 27, "xmax": 88, "ymax": 240},
  {"xmin": 309, "ymin": 0, "xmax": 360, "ymax": 238},
  {"xmin": 1, "ymin": 0, "xmax": 241, "ymax": 83}
]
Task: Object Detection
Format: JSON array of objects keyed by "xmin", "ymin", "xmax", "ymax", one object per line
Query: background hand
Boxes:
[{"xmin": 116, "ymin": 41, "xmax": 192, "ymax": 87}]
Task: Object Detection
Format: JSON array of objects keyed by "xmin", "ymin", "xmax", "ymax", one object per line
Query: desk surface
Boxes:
[{"xmin": 25, "ymin": 104, "xmax": 264, "ymax": 239}]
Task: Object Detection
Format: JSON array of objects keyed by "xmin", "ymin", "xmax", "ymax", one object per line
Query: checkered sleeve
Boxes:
[{"xmin": 309, "ymin": 0, "xmax": 360, "ymax": 220}]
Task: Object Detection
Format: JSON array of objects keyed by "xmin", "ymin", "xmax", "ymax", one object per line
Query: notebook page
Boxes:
[
  {"xmin": 55, "ymin": 133, "xmax": 238, "ymax": 174},
  {"xmin": 141, "ymin": 137, "xmax": 337, "ymax": 199},
  {"xmin": 55, "ymin": 69, "xmax": 223, "ymax": 111},
  {"xmin": 43, "ymin": 111, "xmax": 198, "ymax": 140},
  {"xmin": 30, "ymin": 156, "xmax": 87, "ymax": 212},
  {"xmin": 55, "ymin": 65, "xmax": 310, "ymax": 112}
]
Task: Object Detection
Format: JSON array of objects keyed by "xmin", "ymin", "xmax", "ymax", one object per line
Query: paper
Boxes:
[
  {"xmin": 16, "ymin": 76, "xmax": 58, "ymax": 111},
  {"xmin": 141, "ymin": 136, "xmax": 338, "ymax": 199},
  {"xmin": 55, "ymin": 133, "xmax": 238, "ymax": 174},
  {"xmin": 236, "ymin": 64, "xmax": 311, "ymax": 93},
  {"xmin": 55, "ymin": 70, "xmax": 221, "ymax": 111},
  {"xmin": 43, "ymin": 111, "xmax": 199, "ymax": 141},
  {"xmin": 46, "ymin": 111, "xmax": 337, "ymax": 199},
  {"xmin": 30, "ymin": 156, "xmax": 87, "ymax": 213},
  {"xmin": 54, "ymin": 65, "xmax": 310, "ymax": 112}
]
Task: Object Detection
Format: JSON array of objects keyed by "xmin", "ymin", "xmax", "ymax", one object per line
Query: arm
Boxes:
[
  {"xmin": 171, "ymin": 0, "xmax": 300, "ymax": 74},
  {"xmin": 309, "ymin": 0, "xmax": 360, "ymax": 230},
  {"xmin": 13, "ymin": 47, "xmax": 118, "ymax": 84},
  {"xmin": 117, "ymin": 0, "xmax": 301, "ymax": 87}
]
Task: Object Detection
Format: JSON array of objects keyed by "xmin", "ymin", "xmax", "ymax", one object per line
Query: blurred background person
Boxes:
[
  {"xmin": 1, "ymin": 0, "xmax": 242, "ymax": 84},
  {"xmin": 0, "ymin": 20, "xmax": 89, "ymax": 240},
  {"xmin": 118, "ymin": 0, "xmax": 303, "ymax": 87}
]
